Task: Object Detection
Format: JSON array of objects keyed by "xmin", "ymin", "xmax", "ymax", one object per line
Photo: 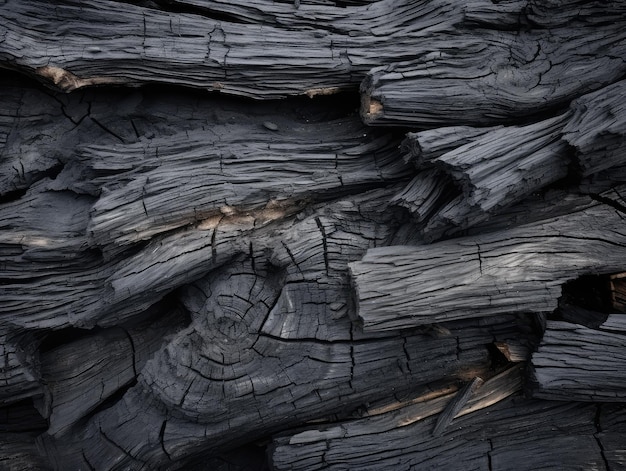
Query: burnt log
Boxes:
[
  {"xmin": 361, "ymin": 4, "xmax": 626, "ymax": 127},
  {"xmin": 350, "ymin": 189, "xmax": 626, "ymax": 331}
]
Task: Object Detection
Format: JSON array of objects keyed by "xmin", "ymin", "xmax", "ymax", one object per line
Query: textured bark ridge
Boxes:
[{"xmin": 1, "ymin": 0, "xmax": 626, "ymax": 470}]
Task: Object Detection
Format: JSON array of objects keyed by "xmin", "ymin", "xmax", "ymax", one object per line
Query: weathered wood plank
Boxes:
[
  {"xmin": 80, "ymin": 117, "xmax": 410, "ymax": 250},
  {"xmin": 350, "ymin": 191, "xmax": 626, "ymax": 331},
  {"xmin": 362, "ymin": 24, "xmax": 626, "ymax": 127},
  {"xmin": 531, "ymin": 318, "xmax": 626, "ymax": 401},
  {"xmin": 0, "ymin": 0, "xmax": 465, "ymax": 98}
]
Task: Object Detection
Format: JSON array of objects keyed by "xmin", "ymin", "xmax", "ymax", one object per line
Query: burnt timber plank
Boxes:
[
  {"xmin": 350, "ymin": 191, "xmax": 626, "ymax": 331},
  {"xmin": 361, "ymin": 17, "xmax": 626, "ymax": 127},
  {"xmin": 80, "ymin": 117, "xmax": 410, "ymax": 250},
  {"xmin": 530, "ymin": 317, "xmax": 626, "ymax": 401},
  {"xmin": 0, "ymin": 0, "xmax": 465, "ymax": 98}
]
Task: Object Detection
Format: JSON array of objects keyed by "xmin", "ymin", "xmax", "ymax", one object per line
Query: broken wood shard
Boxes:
[{"xmin": 432, "ymin": 376, "xmax": 483, "ymax": 437}]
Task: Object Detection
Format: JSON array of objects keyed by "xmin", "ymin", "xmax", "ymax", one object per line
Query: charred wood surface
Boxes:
[
  {"xmin": 1, "ymin": 0, "xmax": 626, "ymax": 470},
  {"xmin": 531, "ymin": 317, "xmax": 626, "ymax": 402},
  {"xmin": 350, "ymin": 192, "xmax": 626, "ymax": 331}
]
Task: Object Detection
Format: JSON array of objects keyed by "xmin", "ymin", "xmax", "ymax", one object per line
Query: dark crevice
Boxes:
[
  {"xmin": 557, "ymin": 275, "xmax": 614, "ymax": 316},
  {"xmin": 159, "ymin": 420, "xmax": 172, "ymax": 461},
  {"xmin": 486, "ymin": 342, "xmax": 509, "ymax": 371},
  {"xmin": 89, "ymin": 116, "xmax": 127, "ymax": 143},
  {"xmin": 594, "ymin": 404, "xmax": 612, "ymax": 471},
  {"xmin": 0, "ymin": 161, "xmax": 65, "ymax": 205},
  {"xmin": 39, "ymin": 326, "xmax": 107, "ymax": 354},
  {"xmin": 590, "ymin": 192, "xmax": 626, "ymax": 215},
  {"xmin": 0, "ymin": 398, "xmax": 47, "ymax": 433},
  {"xmin": 314, "ymin": 217, "xmax": 330, "ymax": 275},
  {"xmin": 152, "ymin": 0, "xmax": 254, "ymax": 25}
]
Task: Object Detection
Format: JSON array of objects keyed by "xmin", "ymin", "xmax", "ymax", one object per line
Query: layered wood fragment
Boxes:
[
  {"xmin": 393, "ymin": 113, "xmax": 571, "ymax": 240},
  {"xmin": 531, "ymin": 316, "xmax": 626, "ymax": 401},
  {"xmin": 391, "ymin": 80, "xmax": 626, "ymax": 241},
  {"xmin": 79, "ymin": 117, "xmax": 410, "ymax": 250},
  {"xmin": 350, "ymin": 191, "xmax": 626, "ymax": 331},
  {"xmin": 270, "ymin": 370, "xmax": 608, "ymax": 471},
  {"xmin": 563, "ymin": 79, "xmax": 626, "ymax": 177}
]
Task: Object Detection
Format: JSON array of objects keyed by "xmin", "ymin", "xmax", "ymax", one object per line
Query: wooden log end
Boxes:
[{"xmin": 361, "ymin": 95, "xmax": 384, "ymax": 124}]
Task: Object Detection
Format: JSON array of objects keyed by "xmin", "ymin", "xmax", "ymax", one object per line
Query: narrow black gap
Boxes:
[
  {"xmin": 0, "ymin": 186, "xmax": 29, "ymax": 205},
  {"xmin": 84, "ymin": 378, "xmax": 138, "ymax": 418},
  {"xmin": 0, "ymin": 398, "xmax": 48, "ymax": 433},
  {"xmin": 151, "ymin": 0, "xmax": 257, "ymax": 25},
  {"xmin": 557, "ymin": 275, "xmax": 613, "ymax": 314},
  {"xmin": 486, "ymin": 342, "xmax": 509, "ymax": 371},
  {"xmin": 39, "ymin": 326, "xmax": 107, "ymax": 354},
  {"xmin": 183, "ymin": 442, "xmax": 271, "ymax": 471},
  {"xmin": 0, "ymin": 161, "xmax": 65, "ymax": 206}
]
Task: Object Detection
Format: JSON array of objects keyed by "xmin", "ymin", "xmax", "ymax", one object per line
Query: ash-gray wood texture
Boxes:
[{"xmin": 1, "ymin": 0, "xmax": 626, "ymax": 469}]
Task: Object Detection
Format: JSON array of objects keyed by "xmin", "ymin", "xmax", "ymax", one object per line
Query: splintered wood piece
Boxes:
[
  {"xmin": 432, "ymin": 376, "xmax": 484, "ymax": 437},
  {"xmin": 392, "ymin": 113, "xmax": 571, "ymax": 240},
  {"xmin": 562, "ymin": 75, "xmax": 626, "ymax": 176}
]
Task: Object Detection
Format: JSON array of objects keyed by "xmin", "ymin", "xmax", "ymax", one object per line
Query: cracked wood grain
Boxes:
[
  {"xmin": 270, "ymin": 371, "xmax": 607, "ymax": 471},
  {"xmin": 350, "ymin": 189, "xmax": 626, "ymax": 331},
  {"xmin": 531, "ymin": 318, "xmax": 626, "ymax": 401},
  {"xmin": 362, "ymin": 20, "xmax": 626, "ymax": 127}
]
